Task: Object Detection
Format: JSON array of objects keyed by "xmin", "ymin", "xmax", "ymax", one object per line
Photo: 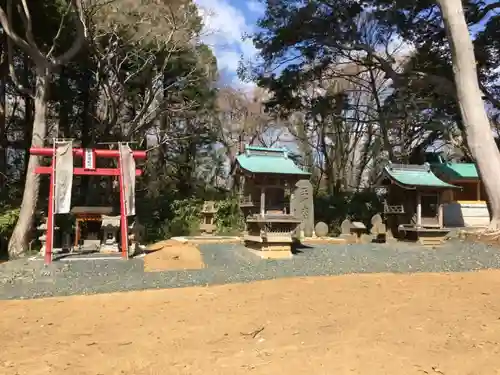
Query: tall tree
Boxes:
[
  {"xmin": 0, "ymin": 0, "xmax": 86, "ymax": 257},
  {"xmin": 437, "ymin": 0, "xmax": 500, "ymax": 228},
  {"xmin": 247, "ymin": 0, "xmax": 500, "ymax": 225}
]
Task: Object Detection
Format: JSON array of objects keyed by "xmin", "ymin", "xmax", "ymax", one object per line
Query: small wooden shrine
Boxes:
[
  {"xmin": 426, "ymin": 152, "xmax": 489, "ymax": 227},
  {"xmin": 72, "ymin": 206, "xmax": 115, "ymax": 250},
  {"xmin": 232, "ymin": 145, "xmax": 313, "ymax": 256},
  {"xmin": 378, "ymin": 162, "xmax": 459, "ymax": 245}
]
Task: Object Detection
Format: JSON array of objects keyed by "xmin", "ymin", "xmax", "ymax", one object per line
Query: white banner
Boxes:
[
  {"xmin": 119, "ymin": 143, "xmax": 136, "ymax": 216},
  {"xmin": 54, "ymin": 141, "xmax": 74, "ymax": 214}
]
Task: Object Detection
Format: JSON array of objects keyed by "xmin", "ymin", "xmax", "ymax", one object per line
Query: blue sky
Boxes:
[{"xmin": 194, "ymin": 0, "xmax": 265, "ymax": 89}]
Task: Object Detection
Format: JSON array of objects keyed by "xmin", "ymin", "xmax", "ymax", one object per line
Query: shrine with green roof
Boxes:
[
  {"xmin": 424, "ymin": 152, "xmax": 489, "ymax": 227},
  {"xmin": 232, "ymin": 145, "xmax": 313, "ymax": 256},
  {"xmin": 377, "ymin": 162, "xmax": 459, "ymax": 245},
  {"xmin": 425, "ymin": 151, "xmax": 483, "ymax": 202}
]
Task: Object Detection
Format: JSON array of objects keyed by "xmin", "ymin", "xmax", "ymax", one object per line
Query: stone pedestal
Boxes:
[{"xmin": 243, "ymin": 214, "xmax": 301, "ymax": 258}]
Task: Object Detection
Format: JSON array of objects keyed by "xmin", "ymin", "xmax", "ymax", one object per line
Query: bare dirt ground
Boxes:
[
  {"xmin": 143, "ymin": 240, "xmax": 205, "ymax": 272},
  {"xmin": 2, "ymin": 271, "xmax": 500, "ymax": 375}
]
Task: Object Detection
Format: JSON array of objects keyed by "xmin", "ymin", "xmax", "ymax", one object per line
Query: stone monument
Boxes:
[
  {"xmin": 291, "ymin": 179, "xmax": 314, "ymax": 237},
  {"xmin": 340, "ymin": 219, "xmax": 352, "ymax": 236},
  {"xmin": 370, "ymin": 213, "xmax": 387, "ymax": 242},
  {"xmin": 314, "ymin": 222, "xmax": 329, "ymax": 237}
]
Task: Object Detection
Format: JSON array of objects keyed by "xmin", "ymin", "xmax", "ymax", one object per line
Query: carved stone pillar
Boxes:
[{"xmin": 291, "ymin": 179, "xmax": 314, "ymax": 237}]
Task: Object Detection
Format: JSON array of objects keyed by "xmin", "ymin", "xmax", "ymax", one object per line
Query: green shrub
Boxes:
[
  {"xmin": 314, "ymin": 191, "xmax": 382, "ymax": 235},
  {"xmin": 0, "ymin": 207, "xmax": 20, "ymax": 259},
  {"xmin": 163, "ymin": 198, "xmax": 202, "ymax": 237},
  {"xmin": 215, "ymin": 198, "xmax": 244, "ymax": 235}
]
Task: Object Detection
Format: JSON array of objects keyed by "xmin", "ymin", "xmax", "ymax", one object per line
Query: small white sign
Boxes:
[{"xmin": 84, "ymin": 149, "xmax": 94, "ymax": 169}]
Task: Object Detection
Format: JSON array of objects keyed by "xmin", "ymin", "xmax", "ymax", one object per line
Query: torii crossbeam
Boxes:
[{"xmin": 31, "ymin": 146, "xmax": 147, "ymax": 264}]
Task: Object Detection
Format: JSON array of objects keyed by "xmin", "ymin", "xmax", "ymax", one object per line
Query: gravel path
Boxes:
[{"xmin": 1, "ymin": 239, "xmax": 500, "ymax": 300}]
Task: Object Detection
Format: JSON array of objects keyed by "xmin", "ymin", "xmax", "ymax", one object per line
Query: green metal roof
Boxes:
[
  {"xmin": 433, "ymin": 163, "xmax": 479, "ymax": 180},
  {"xmin": 382, "ymin": 163, "xmax": 458, "ymax": 189},
  {"xmin": 235, "ymin": 145, "xmax": 310, "ymax": 175}
]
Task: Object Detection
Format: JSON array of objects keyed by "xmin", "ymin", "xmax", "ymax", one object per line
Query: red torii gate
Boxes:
[{"xmin": 31, "ymin": 146, "xmax": 147, "ymax": 264}]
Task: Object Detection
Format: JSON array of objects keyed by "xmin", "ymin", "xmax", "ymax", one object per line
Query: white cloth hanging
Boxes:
[
  {"xmin": 119, "ymin": 143, "xmax": 136, "ymax": 216},
  {"xmin": 54, "ymin": 141, "xmax": 73, "ymax": 214}
]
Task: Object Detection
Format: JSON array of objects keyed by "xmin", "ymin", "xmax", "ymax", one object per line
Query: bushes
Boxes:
[
  {"xmin": 0, "ymin": 207, "xmax": 20, "ymax": 259},
  {"xmin": 314, "ymin": 191, "xmax": 382, "ymax": 236},
  {"xmin": 148, "ymin": 197, "xmax": 245, "ymax": 239},
  {"xmin": 136, "ymin": 188, "xmax": 383, "ymax": 242},
  {"xmin": 163, "ymin": 198, "xmax": 203, "ymax": 238},
  {"xmin": 214, "ymin": 198, "xmax": 244, "ymax": 235}
]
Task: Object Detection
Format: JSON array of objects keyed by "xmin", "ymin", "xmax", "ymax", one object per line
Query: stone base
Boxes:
[
  {"xmin": 339, "ymin": 233, "xmax": 358, "ymax": 244},
  {"xmin": 39, "ymin": 247, "xmax": 65, "ymax": 255},
  {"xmin": 244, "ymin": 240, "xmax": 293, "ymax": 259},
  {"xmin": 359, "ymin": 234, "xmax": 374, "ymax": 244},
  {"xmin": 246, "ymin": 248, "xmax": 293, "ymax": 259},
  {"xmin": 100, "ymin": 245, "xmax": 120, "ymax": 253},
  {"xmin": 244, "ymin": 240, "xmax": 292, "ymax": 252},
  {"xmin": 301, "ymin": 237, "xmax": 348, "ymax": 245},
  {"xmin": 417, "ymin": 232, "xmax": 448, "ymax": 247},
  {"xmin": 172, "ymin": 236, "xmax": 242, "ymax": 244}
]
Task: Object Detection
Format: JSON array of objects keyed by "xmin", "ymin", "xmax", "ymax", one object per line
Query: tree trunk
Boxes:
[
  {"xmin": 22, "ymin": 55, "xmax": 34, "ymax": 178},
  {"xmin": 8, "ymin": 68, "xmax": 50, "ymax": 258},
  {"xmin": 58, "ymin": 66, "xmax": 72, "ymax": 137},
  {"xmin": 437, "ymin": 0, "xmax": 500, "ymax": 228},
  {"xmin": 367, "ymin": 65, "xmax": 394, "ymax": 162},
  {"xmin": 0, "ymin": 32, "xmax": 7, "ymax": 186}
]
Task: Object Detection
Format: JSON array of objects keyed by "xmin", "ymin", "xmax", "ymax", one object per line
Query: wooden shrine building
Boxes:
[
  {"xmin": 425, "ymin": 152, "xmax": 490, "ymax": 227},
  {"xmin": 232, "ymin": 145, "xmax": 313, "ymax": 256},
  {"xmin": 378, "ymin": 163, "xmax": 459, "ymax": 245},
  {"xmin": 71, "ymin": 206, "xmax": 115, "ymax": 250}
]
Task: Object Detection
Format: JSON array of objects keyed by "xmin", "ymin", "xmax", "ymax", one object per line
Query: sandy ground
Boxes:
[
  {"xmin": 2, "ymin": 271, "xmax": 500, "ymax": 375},
  {"xmin": 143, "ymin": 240, "xmax": 205, "ymax": 272}
]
